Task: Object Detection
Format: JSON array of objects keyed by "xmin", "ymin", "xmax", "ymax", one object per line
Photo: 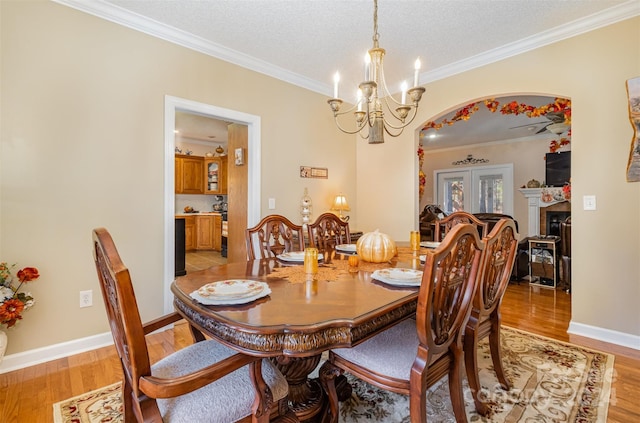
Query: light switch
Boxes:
[
  {"xmin": 583, "ymin": 195, "xmax": 596, "ymax": 211},
  {"xmin": 268, "ymin": 198, "xmax": 276, "ymax": 209}
]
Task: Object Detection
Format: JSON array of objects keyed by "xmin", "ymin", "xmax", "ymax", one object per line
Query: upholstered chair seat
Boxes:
[{"xmin": 153, "ymin": 340, "xmax": 288, "ymax": 422}]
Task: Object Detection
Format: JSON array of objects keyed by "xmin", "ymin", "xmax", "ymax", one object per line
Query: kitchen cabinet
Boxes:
[
  {"xmin": 204, "ymin": 157, "xmax": 228, "ymax": 194},
  {"xmin": 212, "ymin": 214, "xmax": 222, "ymax": 250},
  {"xmin": 195, "ymin": 214, "xmax": 223, "ymax": 251},
  {"xmin": 175, "ymin": 155, "xmax": 204, "ymax": 194},
  {"xmin": 184, "ymin": 216, "xmax": 196, "ymax": 251}
]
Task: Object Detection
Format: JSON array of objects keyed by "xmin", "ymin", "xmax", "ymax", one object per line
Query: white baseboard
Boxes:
[
  {"xmin": 568, "ymin": 321, "xmax": 640, "ymax": 351},
  {"xmin": 0, "ymin": 331, "xmax": 113, "ymax": 374}
]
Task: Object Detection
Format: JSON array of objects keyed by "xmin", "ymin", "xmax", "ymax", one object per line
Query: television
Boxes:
[{"xmin": 545, "ymin": 151, "xmax": 571, "ymax": 187}]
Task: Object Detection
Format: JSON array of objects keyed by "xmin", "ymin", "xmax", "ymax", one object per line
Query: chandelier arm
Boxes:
[
  {"xmin": 333, "ymin": 116, "xmax": 369, "ymax": 135},
  {"xmin": 331, "ymin": 101, "xmax": 359, "ymax": 117},
  {"xmin": 383, "ymin": 124, "xmax": 404, "ymax": 137},
  {"xmin": 381, "ymin": 97, "xmax": 410, "ymax": 122},
  {"xmin": 380, "ymin": 104, "xmax": 421, "ymax": 130},
  {"xmin": 377, "ymin": 66, "xmax": 403, "ymax": 107}
]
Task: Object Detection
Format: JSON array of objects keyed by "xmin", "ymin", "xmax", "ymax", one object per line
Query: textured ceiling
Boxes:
[{"xmin": 57, "ymin": 0, "xmax": 637, "ymax": 148}]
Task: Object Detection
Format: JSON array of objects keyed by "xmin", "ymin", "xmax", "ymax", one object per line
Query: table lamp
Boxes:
[{"xmin": 331, "ymin": 194, "xmax": 350, "ymax": 221}]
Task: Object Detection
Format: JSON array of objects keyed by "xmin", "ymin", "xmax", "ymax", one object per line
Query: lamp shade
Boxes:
[{"xmin": 331, "ymin": 194, "xmax": 350, "ymax": 212}]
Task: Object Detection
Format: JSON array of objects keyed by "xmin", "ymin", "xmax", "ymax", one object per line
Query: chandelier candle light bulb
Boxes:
[
  {"xmin": 401, "ymin": 81, "xmax": 408, "ymax": 104},
  {"xmin": 414, "ymin": 58, "xmax": 421, "ymax": 87},
  {"xmin": 333, "ymin": 72, "xmax": 340, "ymax": 98}
]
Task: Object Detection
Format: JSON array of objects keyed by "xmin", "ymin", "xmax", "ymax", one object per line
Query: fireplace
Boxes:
[
  {"xmin": 519, "ymin": 188, "xmax": 571, "ymax": 236},
  {"xmin": 544, "ymin": 211, "xmax": 571, "ymax": 236},
  {"xmin": 540, "ymin": 203, "xmax": 571, "ymax": 236}
]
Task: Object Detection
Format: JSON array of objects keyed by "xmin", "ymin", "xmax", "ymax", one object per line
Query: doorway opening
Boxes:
[{"xmin": 163, "ymin": 96, "xmax": 261, "ymax": 314}]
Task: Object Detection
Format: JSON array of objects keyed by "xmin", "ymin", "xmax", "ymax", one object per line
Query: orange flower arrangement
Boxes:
[{"xmin": 0, "ymin": 263, "xmax": 40, "ymax": 328}]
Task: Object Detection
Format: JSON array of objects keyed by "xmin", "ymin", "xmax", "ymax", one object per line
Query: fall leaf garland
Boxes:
[{"xmin": 422, "ymin": 98, "xmax": 571, "ymax": 152}]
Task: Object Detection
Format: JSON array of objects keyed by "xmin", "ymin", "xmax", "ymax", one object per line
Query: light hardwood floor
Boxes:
[{"xmin": 1, "ymin": 283, "xmax": 638, "ymax": 422}]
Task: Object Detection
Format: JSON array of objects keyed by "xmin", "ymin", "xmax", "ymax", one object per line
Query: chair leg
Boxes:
[
  {"xmin": 488, "ymin": 316, "xmax": 511, "ymax": 391},
  {"xmin": 448, "ymin": 346, "xmax": 468, "ymax": 423},
  {"xmin": 188, "ymin": 324, "xmax": 206, "ymax": 343},
  {"xmin": 463, "ymin": 323, "xmax": 491, "ymax": 416},
  {"xmin": 121, "ymin": 378, "xmax": 137, "ymax": 423},
  {"xmin": 318, "ymin": 360, "xmax": 342, "ymax": 423}
]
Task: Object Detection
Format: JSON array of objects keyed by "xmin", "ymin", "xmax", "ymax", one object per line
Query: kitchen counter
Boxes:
[{"xmin": 175, "ymin": 212, "xmax": 222, "ymax": 217}]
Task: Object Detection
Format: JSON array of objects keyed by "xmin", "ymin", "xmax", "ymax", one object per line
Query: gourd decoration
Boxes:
[{"xmin": 356, "ymin": 230, "xmax": 397, "ymax": 263}]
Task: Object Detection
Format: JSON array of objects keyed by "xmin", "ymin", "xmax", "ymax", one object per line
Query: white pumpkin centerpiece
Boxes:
[{"xmin": 356, "ymin": 230, "xmax": 397, "ymax": 263}]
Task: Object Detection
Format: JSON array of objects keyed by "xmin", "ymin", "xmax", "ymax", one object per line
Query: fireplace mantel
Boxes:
[{"xmin": 519, "ymin": 188, "xmax": 569, "ymax": 236}]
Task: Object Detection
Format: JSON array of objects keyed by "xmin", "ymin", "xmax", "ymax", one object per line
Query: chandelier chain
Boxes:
[{"xmin": 372, "ymin": 0, "xmax": 379, "ymax": 46}]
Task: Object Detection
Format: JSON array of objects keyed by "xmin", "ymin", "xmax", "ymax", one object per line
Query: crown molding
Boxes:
[
  {"xmin": 54, "ymin": 0, "xmax": 640, "ymax": 96},
  {"xmin": 422, "ymin": 0, "xmax": 640, "ymax": 84}
]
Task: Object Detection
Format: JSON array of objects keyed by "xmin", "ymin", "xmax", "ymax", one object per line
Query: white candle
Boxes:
[
  {"xmin": 413, "ymin": 58, "xmax": 421, "ymax": 87},
  {"xmin": 364, "ymin": 53, "xmax": 371, "ymax": 81},
  {"xmin": 333, "ymin": 72, "xmax": 340, "ymax": 98},
  {"xmin": 401, "ymin": 81, "xmax": 407, "ymax": 104},
  {"xmin": 357, "ymin": 89, "xmax": 363, "ymax": 111}
]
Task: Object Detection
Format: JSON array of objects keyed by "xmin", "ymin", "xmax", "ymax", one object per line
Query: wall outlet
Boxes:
[
  {"xmin": 268, "ymin": 198, "xmax": 276, "ymax": 209},
  {"xmin": 80, "ymin": 290, "xmax": 93, "ymax": 308}
]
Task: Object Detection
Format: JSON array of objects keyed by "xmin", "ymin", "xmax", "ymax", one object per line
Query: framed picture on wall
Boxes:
[{"xmin": 234, "ymin": 148, "xmax": 244, "ymax": 166}]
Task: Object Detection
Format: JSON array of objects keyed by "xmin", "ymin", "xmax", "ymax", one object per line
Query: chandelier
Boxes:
[{"xmin": 327, "ymin": 0, "xmax": 425, "ymax": 144}]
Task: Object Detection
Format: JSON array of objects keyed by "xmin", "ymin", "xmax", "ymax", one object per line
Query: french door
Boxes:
[{"xmin": 435, "ymin": 164, "xmax": 513, "ymax": 215}]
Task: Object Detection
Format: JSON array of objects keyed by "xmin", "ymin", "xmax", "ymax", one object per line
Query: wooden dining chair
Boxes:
[
  {"xmin": 245, "ymin": 214, "xmax": 305, "ymax": 260},
  {"xmin": 463, "ymin": 218, "xmax": 518, "ymax": 416},
  {"xmin": 307, "ymin": 212, "xmax": 350, "ymax": 253},
  {"xmin": 434, "ymin": 210, "xmax": 489, "ymax": 241},
  {"xmin": 92, "ymin": 228, "xmax": 297, "ymax": 423},
  {"xmin": 319, "ymin": 223, "xmax": 484, "ymax": 423}
]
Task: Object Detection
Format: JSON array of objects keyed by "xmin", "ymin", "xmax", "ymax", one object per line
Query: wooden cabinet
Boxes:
[
  {"xmin": 212, "ymin": 214, "xmax": 222, "ymax": 251},
  {"xmin": 194, "ymin": 214, "xmax": 223, "ymax": 251},
  {"xmin": 204, "ymin": 157, "xmax": 228, "ymax": 194},
  {"xmin": 175, "ymin": 155, "xmax": 204, "ymax": 194},
  {"xmin": 528, "ymin": 237, "xmax": 560, "ymax": 289},
  {"xmin": 184, "ymin": 216, "xmax": 196, "ymax": 251}
]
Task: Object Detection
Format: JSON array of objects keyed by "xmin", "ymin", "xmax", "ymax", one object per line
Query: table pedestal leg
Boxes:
[{"xmin": 271, "ymin": 355, "xmax": 325, "ymax": 422}]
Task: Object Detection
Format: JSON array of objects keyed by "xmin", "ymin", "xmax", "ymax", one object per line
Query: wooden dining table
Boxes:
[{"xmin": 171, "ymin": 249, "xmax": 423, "ymax": 422}]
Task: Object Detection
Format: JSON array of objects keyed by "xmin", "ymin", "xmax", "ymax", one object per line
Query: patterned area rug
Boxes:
[{"xmin": 53, "ymin": 327, "xmax": 614, "ymax": 423}]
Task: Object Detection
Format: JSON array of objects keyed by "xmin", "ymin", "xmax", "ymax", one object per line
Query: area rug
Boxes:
[{"xmin": 53, "ymin": 327, "xmax": 614, "ymax": 423}]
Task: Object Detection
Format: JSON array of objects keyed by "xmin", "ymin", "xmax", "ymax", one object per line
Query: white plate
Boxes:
[
  {"xmin": 277, "ymin": 252, "xmax": 324, "ymax": 262},
  {"xmin": 420, "ymin": 241, "xmax": 441, "ymax": 249},
  {"xmin": 190, "ymin": 280, "xmax": 271, "ymax": 305},
  {"xmin": 335, "ymin": 244, "xmax": 357, "ymax": 254},
  {"xmin": 372, "ymin": 268, "xmax": 423, "ymax": 287}
]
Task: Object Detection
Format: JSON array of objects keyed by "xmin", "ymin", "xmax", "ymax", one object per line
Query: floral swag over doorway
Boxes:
[{"xmin": 418, "ymin": 97, "xmax": 571, "ymax": 199}]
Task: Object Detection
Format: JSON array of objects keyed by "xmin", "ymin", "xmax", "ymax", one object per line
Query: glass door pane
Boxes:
[
  {"xmin": 435, "ymin": 164, "xmax": 513, "ymax": 216},
  {"xmin": 436, "ymin": 171, "xmax": 469, "ymax": 214},
  {"xmin": 471, "ymin": 165, "xmax": 513, "ymax": 215}
]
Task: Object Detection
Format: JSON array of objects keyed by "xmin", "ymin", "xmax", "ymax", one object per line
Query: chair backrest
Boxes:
[
  {"xmin": 473, "ymin": 218, "xmax": 518, "ymax": 318},
  {"xmin": 415, "ymin": 223, "xmax": 483, "ymax": 359},
  {"xmin": 92, "ymin": 228, "xmax": 150, "ymax": 397},
  {"xmin": 434, "ymin": 211, "xmax": 489, "ymax": 241},
  {"xmin": 307, "ymin": 212, "xmax": 351, "ymax": 252},
  {"xmin": 245, "ymin": 214, "xmax": 305, "ymax": 260}
]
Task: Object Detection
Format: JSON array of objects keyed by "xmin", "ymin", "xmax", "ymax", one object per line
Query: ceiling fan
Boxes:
[{"xmin": 509, "ymin": 111, "xmax": 569, "ymax": 135}]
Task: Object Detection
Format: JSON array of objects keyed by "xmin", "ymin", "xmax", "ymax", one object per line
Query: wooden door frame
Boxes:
[{"xmin": 163, "ymin": 96, "xmax": 261, "ymax": 314}]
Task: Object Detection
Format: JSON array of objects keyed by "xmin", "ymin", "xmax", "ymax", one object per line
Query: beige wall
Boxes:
[
  {"xmin": 0, "ymin": 1, "xmax": 354, "ymax": 354},
  {"xmin": 1, "ymin": 2, "xmax": 638, "ymax": 359},
  {"xmin": 357, "ymin": 17, "xmax": 640, "ymax": 340}
]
